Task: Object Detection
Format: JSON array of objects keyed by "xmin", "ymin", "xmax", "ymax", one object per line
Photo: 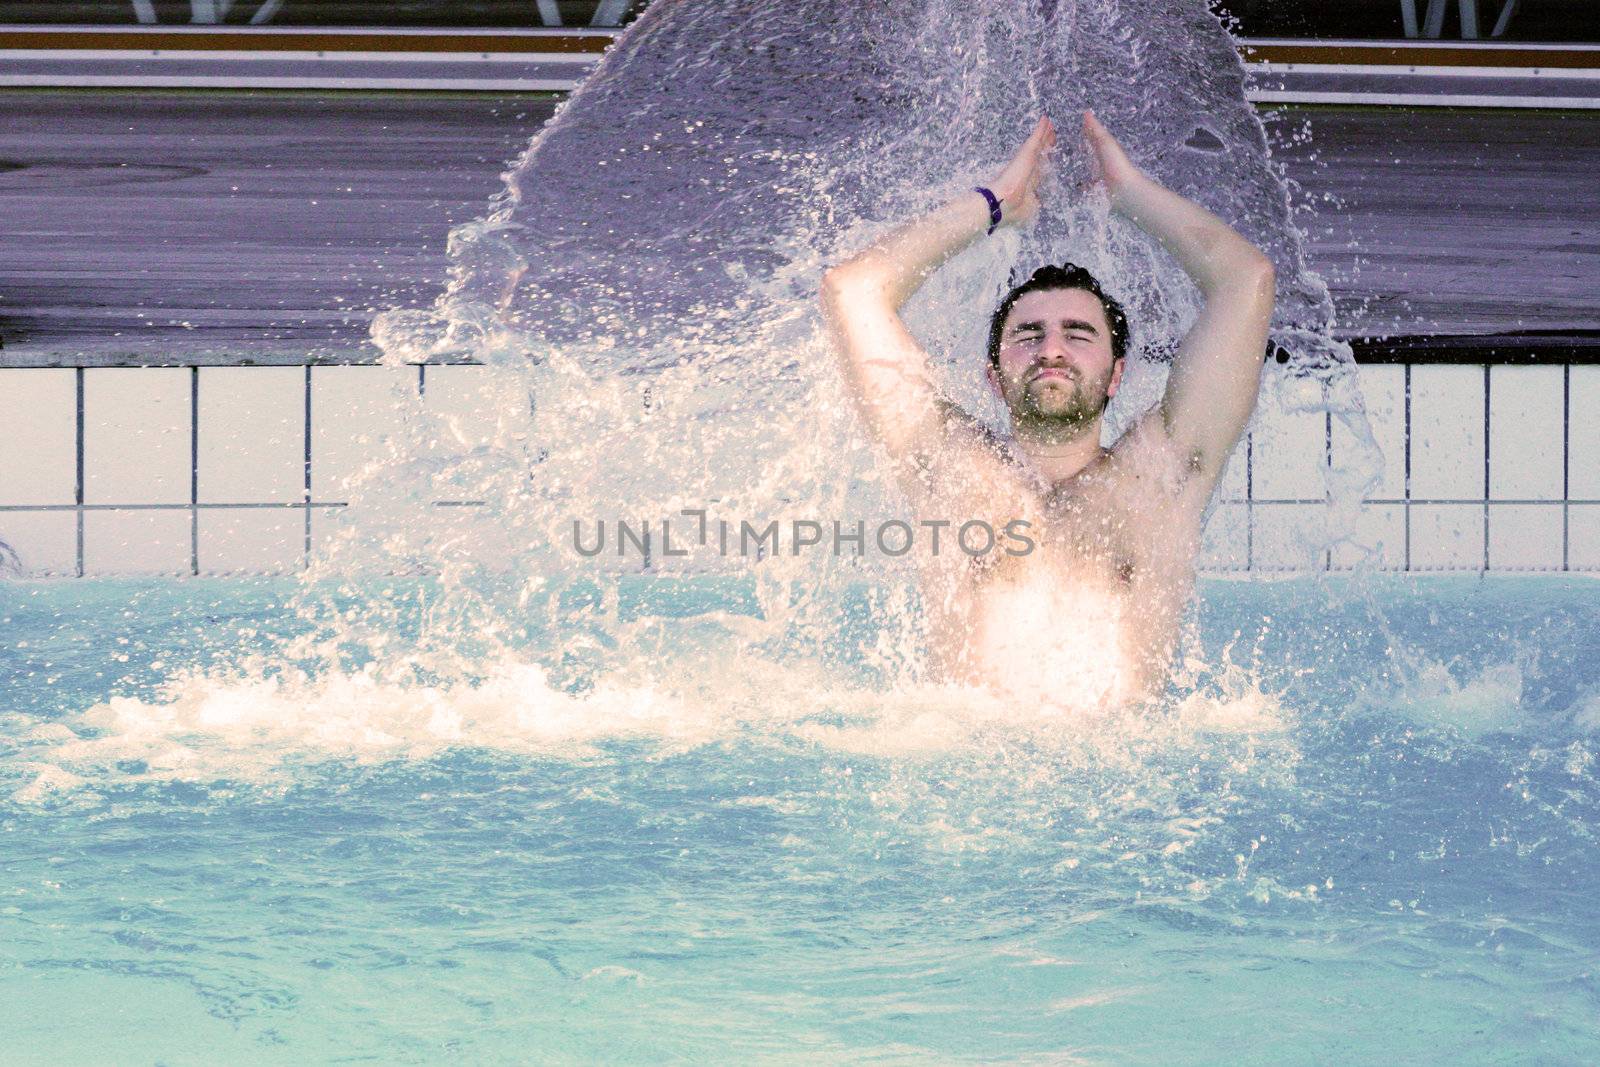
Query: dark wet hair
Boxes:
[{"xmin": 986, "ymin": 263, "xmax": 1130, "ymax": 368}]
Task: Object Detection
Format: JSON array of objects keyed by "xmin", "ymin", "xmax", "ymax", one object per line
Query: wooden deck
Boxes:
[{"xmin": 0, "ymin": 91, "xmax": 1595, "ymax": 365}]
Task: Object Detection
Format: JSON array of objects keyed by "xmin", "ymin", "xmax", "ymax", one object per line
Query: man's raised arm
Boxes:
[
  {"xmin": 821, "ymin": 118, "xmax": 1056, "ymax": 460},
  {"xmin": 1084, "ymin": 112, "xmax": 1276, "ymax": 483}
]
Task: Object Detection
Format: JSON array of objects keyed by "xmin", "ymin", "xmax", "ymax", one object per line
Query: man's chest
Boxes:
[{"xmin": 976, "ymin": 467, "xmax": 1198, "ymax": 593}]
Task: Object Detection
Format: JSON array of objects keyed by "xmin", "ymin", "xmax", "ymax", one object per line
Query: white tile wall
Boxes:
[
  {"xmin": 311, "ymin": 366, "xmax": 418, "ymax": 500},
  {"xmin": 1487, "ymin": 504, "xmax": 1564, "ymax": 570},
  {"xmin": 1253, "ymin": 503, "xmax": 1326, "ymax": 570},
  {"xmin": 1410, "ymin": 365, "xmax": 1484, "ymax": 501},
  {"xmin": 1216, "ymin": 437, "xmax": 1248, "ymax": 502},
  {"xmin": 198, "ymin": 367, "xmax": 305, "ymax": 504},
  {"xmin": 1251, "ymin": 401, "xmax": 1326, "ymax": 501},
  {"xmin": 4, "ymin": 359, "xmax": 1597, "ymax": 577},
  {"xmin": 1572, "ymin": 368, "xmax": 1600, "ymax": 502},
  {"xmin": 1409, "ymin": 504, "xmax": 1484, "ymax": 570},
  {"xmin": 0, "ymin": 369, "xmax": 76, "ymax": 506},
  {"xmin": 197, "ymin": 509, "xmax": 304, "ymax": 575},
  {"xmin": 308, "ymin": 504, "xmax": 433, "ymax": 575},
  {"xmin": 1331, "ymin": 365, "xmax": 1405, "ymax": 501},
  {"xmin": 0, "ymin": 511, "xmax": 77, "ymax": 576},
  {"xmin": 424, "ymin": 364, "xmax": 515, "ymax": 455},
  {"xmin": 309, "ymin": 505, "xmax": 355, "ymax": 565},
  {"xmin": 1570, "ymin": 506, "xmax": 1600, "ymax": 570},
  {"xmin": 1489, "ymin": 366, "xmax": 1563, "ymax": 501},
  {"xmin": 1199, "ymin": 502, "xmax": 1249, "ymax": 570},
  {"xmin": 84, "ymin": 368, "xmax": 189, "ymax": 506},
  {"xmin": 1330, "ymin": 503, "xmax": 1405, "ymax": 570},
  {"xmin": 83, "ymin": 509, "xmax": 190, "ymax": 576}
]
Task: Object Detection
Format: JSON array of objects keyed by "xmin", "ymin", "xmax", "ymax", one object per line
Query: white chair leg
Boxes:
[
  {"xmin": 131, "ymin": 0, "xmax": 157, "ymax": 22},
  {"xmin": 1423, "ymin": 0, "xmax": 1448, "ymax": 36},
  {"xmin": 1490, "ymin": 0, "xmax": 1519, "ymax": 36},
  {"xmin": 592, "ymin": 0, "xmax": 629, "ymax": 25},
  {"xmin": 535, "ymin": 0, "xmax": 563, "ymax": 26},
  {"xmin": 249, "ymin": 0, "xmax": 284, "ymax": 23},
  {"xmin": 1459, "ymin": 0, "xmax": 1479, "ymax": 37},
  {"xmin": 1401, "ymin": 0, "xmax": 1420, "ymax": 37}
]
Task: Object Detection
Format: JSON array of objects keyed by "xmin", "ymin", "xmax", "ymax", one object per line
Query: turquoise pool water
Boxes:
[{"xmin": 2, "ymin": 576, "xmax": 1598, "ymax": 1063}]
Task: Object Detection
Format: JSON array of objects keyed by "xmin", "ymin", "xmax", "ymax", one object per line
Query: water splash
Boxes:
[
  {"xmin": 347, "ymin": 0, "xmax": 1383, "ymax": 685},
  {"xmin": 378, "ymin": 0, "xmax": 1347, "ymax": 367},
  {"xmin": 9, "ymin": 656, "xmax": 1292, "ymax": 798}
]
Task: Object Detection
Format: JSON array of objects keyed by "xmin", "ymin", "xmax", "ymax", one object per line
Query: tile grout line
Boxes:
[
  {"xmin": 1563, "ymin": 363, "xmax": 1571, "ymax": 572},
  {"xmin": 1245, "ymin": 431, "xmax": 1254, "ymax": 571},
  {"xmin": 1482, "ymin": 364, "xmax": 1491, "ymax": 572},
  {"xmin": 1324, "ymin": 407, "xmax": 1332, "ymax": 572},
  {"xmin": 17, "ymin": 497, "xmax": 1600, "ymax": 510},
  {"xmin": 1268, "ymin": 493, "xmax": 1541, "ymax": 504},
  {"xmin": 191, "ymin": 365, "xmax": 200, "ymax": 577},
  {"xmin": 2, "ymin": 502, "xmax": 358, "ymax": 512},
  {"xmin": 1403, "ymin": 363, "xmax": 1412, "ymax": 572},
  {"xmin": 75, "ymin": 366, "xmax": 85, "ymax": 578},
  {"xmin": 303, "ymin": 364, "xmax": 313, "ymax": 570}
]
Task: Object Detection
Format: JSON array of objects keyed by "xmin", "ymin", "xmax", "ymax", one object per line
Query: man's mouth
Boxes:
[{"xmin": 1029, "ymin": 368, "xmax": 1076, "ymax": 384}]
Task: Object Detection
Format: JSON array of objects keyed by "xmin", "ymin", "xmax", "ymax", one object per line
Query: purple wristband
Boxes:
[{"xmin": 974, "ymin": 187, "xmax": 1003, "ymax": 235}]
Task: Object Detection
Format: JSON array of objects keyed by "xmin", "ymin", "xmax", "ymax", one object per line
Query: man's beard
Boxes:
[{"xmin": 1012, "ymin": 370, "xmax": 1112, "ymax": 431}]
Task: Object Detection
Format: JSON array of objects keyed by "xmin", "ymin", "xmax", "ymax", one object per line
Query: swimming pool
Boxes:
[
  {"xmin": 3, "ymin": 574, "xmax": 1597, "ymax": 1062},
  {"xmin": 5, "ymin": 0, "xmax": 1598, "ymax": 1058}
]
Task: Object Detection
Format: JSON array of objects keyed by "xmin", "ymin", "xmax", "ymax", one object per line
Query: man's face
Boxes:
[{"xmin": 989, "ymin": 287, "xmax": 1124, "ymax": 428}]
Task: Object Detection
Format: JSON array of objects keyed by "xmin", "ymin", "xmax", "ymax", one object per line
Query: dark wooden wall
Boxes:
[{"xmin": 1, "ymin": 91, "xmax": 1595, "ymax": 365}]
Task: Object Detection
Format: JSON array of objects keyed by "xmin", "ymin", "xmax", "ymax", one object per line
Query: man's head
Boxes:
[{"xmin": 986, "ymin": 264, "xmax": 1129, "ymax": 431}]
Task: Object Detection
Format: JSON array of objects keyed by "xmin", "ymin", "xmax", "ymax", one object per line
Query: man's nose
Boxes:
[{"xmin": 1038, "ymin": 333, "xmax": 1070, "ymax": 363}]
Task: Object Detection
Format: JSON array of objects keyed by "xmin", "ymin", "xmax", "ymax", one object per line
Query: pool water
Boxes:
[{"xmin": 2, "ymin": 576, "xmax": 1598, "ymax": 1063}]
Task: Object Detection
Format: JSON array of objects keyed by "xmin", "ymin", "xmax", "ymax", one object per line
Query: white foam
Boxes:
[
  {"xmin": 1570, "ymin": 689, "xmax": 1600, "ymax": 735},
  {"xmin": 1393, "ymin": 660, "xmax": 1528, "ymax": 736},
  {"xmin": 10, "ymin": 650, "xmax": 1295, "ymax": 801}
]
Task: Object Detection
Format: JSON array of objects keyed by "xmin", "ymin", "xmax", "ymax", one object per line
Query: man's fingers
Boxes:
[
  {"xmin": 1024, "ymin": 121, "xmax": 1057, "ymax": 171},
  {"xmin": 1084, "ymin": 110, "xmax": 1115, "ymax": 153},
  {"xmin": 1085, "ymin": 111, "xmax": 1125, "ymax": 156},
  {"xmin": 1026, "ymin": 116, "xmax": 1054, "ymax": 151}
]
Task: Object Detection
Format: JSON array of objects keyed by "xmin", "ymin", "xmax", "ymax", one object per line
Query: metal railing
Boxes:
[
  {"xmin": 87, "ymin": 1, "xmax": 640, "ymax": 27},
  {"xmin": 130, "ymin": 0, "xmax": 283, "ymax": 24},
  {"xmin": 1402, "ymin": 0, "xmax": 1519, "ymax": 39},
  {"xmin": 0, "ymin": 1, "xmax": 1590, "ymax": 42}
]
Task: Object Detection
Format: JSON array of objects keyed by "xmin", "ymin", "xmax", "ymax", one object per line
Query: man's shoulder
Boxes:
[
  {"xmin": 1108, "ymin": 405, "xmax": 1178, "ymax": 458},
  {"xmin": 932, "ymin": 397, "xmax": 1024, "ymax": 466},
  {"xmin": 1107, "ymin": 406, "xmax": 1219, "ymax": 496},
  {"xmin": 897, "ymin": 397, "xmax": 1038, "ymax": 514}
]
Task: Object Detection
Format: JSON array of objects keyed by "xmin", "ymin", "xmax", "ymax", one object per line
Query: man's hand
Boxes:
[
  {"xmin": 1077, "ymin": 111, "xmax": 1274, "ymax": 490},
  {"xmin": 990, "ymin": 116, "xmax": 1057, "ymax": 228},
  {"xmin": 1082, "ymin": 110, "xmax": 1146, "ymax": 209}
]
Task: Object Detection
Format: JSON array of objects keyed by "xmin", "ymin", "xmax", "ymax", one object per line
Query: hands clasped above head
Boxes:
[{"xmin": 985, "ymin": 111, "xmax": 1149, "ymax": 229}]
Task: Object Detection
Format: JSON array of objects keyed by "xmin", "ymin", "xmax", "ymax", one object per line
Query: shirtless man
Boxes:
[{"xmin": 821, "ymin": 113, "xmax": 1275, "ymax": 707}]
